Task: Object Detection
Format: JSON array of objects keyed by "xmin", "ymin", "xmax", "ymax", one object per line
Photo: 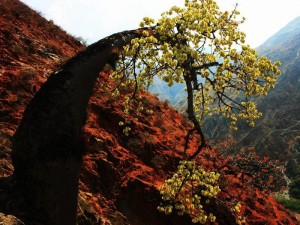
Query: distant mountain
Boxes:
[
  {"xmin": 203, "ymin": 16, "xmax": 300, "ymax": 202},
  {"xmin": 149, "ymin": 77, "xmax": 186, "ymax": 106},
  {"xmin": 256, "ymin": 17, "xmax": 300, "ymax": 72},
  {"xmin": 257, "ymin": 16, "xmax": 300, "ymax": 54}
]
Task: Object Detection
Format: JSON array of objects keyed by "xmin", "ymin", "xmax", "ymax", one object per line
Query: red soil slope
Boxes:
[
  {"xmin": 0, "ymin": 0, "xmax": 298, "ymax": 224},
  {"xmin": 0, "ymin": 0, "xmax": 84, "ymax": 177}
]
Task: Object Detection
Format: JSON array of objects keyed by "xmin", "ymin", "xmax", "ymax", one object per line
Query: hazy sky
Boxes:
[{"xmin": 20, "ymin": 0, "xmax": 300, "ymax": 48}]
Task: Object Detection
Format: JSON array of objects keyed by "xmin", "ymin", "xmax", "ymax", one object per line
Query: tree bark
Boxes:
[
  {"xmin": 10, "ymin": 29, "xmax": 142, "ymax": 225},
  {"xmin": 183, "ymin": 75, "xmax": 207, "ymax": 160}
]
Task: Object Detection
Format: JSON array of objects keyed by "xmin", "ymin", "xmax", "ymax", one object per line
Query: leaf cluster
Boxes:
[
  {"xmin": 110, "ymin": 0, "xmax": 281, "ymax": 129},
  {"xmin": 158, "ymin": 160, "xmax": 220, "ymax": 224}
]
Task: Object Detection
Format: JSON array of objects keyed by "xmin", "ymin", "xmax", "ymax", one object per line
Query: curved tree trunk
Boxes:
[
  {"xmin": 183, "ymin": 75, "xmax": 207, "ymax": 160},
  {"xmin": 10, "ymin": 30, "xmax": 141, "ymax": 225}
]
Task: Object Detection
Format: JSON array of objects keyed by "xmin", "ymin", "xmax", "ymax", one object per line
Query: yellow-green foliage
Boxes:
[
  {"xmin": 110, "ymin": 0, "xmax": 281, "ymax": 130},
  {"xmin": 158, "ymin": 161, "xmax": 220, "ymax": 224}
]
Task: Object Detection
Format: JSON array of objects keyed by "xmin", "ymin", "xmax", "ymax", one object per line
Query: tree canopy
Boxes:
[
  {"xmin": 110, "ymin": 0, "xmax": 280, "ymax": 135},
  {"xmin": 110, "ymin": 0, "xmax": 280, "ymax": 163}
]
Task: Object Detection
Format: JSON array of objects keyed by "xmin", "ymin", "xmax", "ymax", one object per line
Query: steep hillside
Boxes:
[
  {"xmin": 0, "ymin": 0, "xmax": 84, "ymax": 177},
  {"xmin": 206, "ymin": 17, "xmax": 300, "ymax": 169},
  {"xmin": 0, "ymin": 0, "xmax": 297, "ymax": 224},
  {"xmin": 238, "ymin": 19, "xmax": 300, "ymax": 210}
]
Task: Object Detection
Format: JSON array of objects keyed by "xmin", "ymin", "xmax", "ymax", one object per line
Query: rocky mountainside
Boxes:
[{"xmin": 0, "ymin": 0, "xmax": 298, "ymax": 224}]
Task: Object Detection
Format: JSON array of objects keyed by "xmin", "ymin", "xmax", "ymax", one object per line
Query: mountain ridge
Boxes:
[{"xmin": 257, "ymin": 16, "xmax": 300, "ymax": 52}]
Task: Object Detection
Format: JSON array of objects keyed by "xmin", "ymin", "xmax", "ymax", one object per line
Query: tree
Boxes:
[{"xmin": 108, "ymin": 0, "xmax": 281, "ymax": 223}]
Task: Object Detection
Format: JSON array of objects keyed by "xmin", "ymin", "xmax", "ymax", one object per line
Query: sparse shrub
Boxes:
[
  {"xmin": 126, "ymin": 134, "xmax": 157, "ymax": 165},
  {"xmin": 20, "ymin": 67, "xmax": 36, "ymax": 80},
  {"xmin": 276, "ymin": 196, "xmax": 300, "ymax": 212},
  {"xmin": 150, "ymin": 154, "xmax": 166, "ymax": 170},
  {"xmin": 289, "ymin": 178, "xmax": 300, "ymax": 199},
  {"xmin": 11, "ymin": 44, "xmax": 26, "ymax": 55},
  {"xmin": 153, "ymin": 112, "xmax": 164, "ymax": 128},
  {"xmin": 74, "ymin": 36, "xmax": 88, "ymax": 46},
  {"xmin": 163, "ymin": 100, "xmax": 170, "ymax": 109}
]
